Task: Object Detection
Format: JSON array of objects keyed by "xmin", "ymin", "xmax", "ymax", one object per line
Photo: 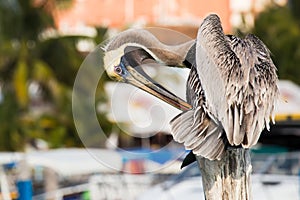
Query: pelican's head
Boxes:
[
  {"xmin": 103, "ymin": 30, "xmax": 192, "ymax": 111},
  {"xmin": 104, "ymin": 42, "xmax": 158, "ymax": 82}
]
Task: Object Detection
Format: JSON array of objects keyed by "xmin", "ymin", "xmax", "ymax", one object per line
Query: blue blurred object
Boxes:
[
  {"xmin": 17, "ymin": 180, "xmax": 32, "ymax": 200},
  {"xmin": 3, "ymin": 162, "xmax": 17, "ymax": 170},
  {"xmin": 119, "ymin": 148, "xmax": 183, "ymax": 164}
]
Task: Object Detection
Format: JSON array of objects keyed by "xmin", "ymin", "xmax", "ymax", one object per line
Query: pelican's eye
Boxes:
[{"xmin": 114, "ymin": 65, "xmax": 122, "ymax": 74}]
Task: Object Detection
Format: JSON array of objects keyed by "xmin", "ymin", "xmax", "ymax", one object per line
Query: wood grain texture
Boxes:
[{"xmin": 197, "ymin": 148, "xmax": 252, "ymax": 200}]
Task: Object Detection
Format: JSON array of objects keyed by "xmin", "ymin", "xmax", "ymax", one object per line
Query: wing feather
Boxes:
[
  {"xmin": 196, "ymin": 14, "xmax": 278, "ymax": 148},
  {"xmin": 196, "ymin": 14, "xmax": 243, "ymax": 146},
  {"xmin": 233, "ymin": 104, "xmax": 242, "ymax": 145},
  {"xmin": 170, "ymin": 107, "xmax": 225, "ymax": 160}
]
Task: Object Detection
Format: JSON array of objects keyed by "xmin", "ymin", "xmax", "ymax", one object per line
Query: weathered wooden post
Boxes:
[{"xmin": 197, "ymin": 148, "xmax": 252, "ymax": 200}]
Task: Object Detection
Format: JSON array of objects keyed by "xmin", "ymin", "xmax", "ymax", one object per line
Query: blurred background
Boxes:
[{"xmin": 1, "ymin": 0, "xmax": 300, "ymax": 199}]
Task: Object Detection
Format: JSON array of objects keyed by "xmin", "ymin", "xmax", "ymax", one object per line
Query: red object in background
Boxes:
[{"xmin": 53, "ymin": 0, "xmax": 231, "ymax": 32}]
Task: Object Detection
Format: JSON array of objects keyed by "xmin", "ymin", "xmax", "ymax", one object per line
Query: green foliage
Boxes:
[
  {"xmin": 252, "ymin": 4, "xmax": 300, "ymax": 84},
  {"xmin": 0, "ymin": 90, "xmax": 23, "ymax": 151},
  {"xmin": 13, "ymin": 58, "xmax": 29, "ymax": 108},
  {"xmin": 0, "ymin": 0, "xmax": 53, "ymax": 41},
  {"xmin": 289, "ymin": 0, "xmax": 300, "ymax": 23},
  {"xmin": 0, "ymin": 0, "xmax": 109, "ymax": 151},
  {"xmin": 37, "ymin": 36, "xmax": 85, "ymax": 86}
]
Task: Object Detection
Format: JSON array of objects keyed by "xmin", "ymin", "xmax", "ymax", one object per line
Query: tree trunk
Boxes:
[{"xmin": 196, "ymin": 148, "xmax": 252, "ymax": 200}]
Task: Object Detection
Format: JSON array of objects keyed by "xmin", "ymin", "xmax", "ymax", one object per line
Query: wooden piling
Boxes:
[{"xmin": 197, "ymin": 148, "xmax": 252, "ymax": 200}]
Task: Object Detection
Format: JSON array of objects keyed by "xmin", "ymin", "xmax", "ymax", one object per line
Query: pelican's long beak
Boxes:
[
  {"xmin": 124, "ymin": 64, "xmax": 191, "ymax": 111},
  {"xmin": 105, "ymin": 46, "xmax": 192, "ymax": 111}
]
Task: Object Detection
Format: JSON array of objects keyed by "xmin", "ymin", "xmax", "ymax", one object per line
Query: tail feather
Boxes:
[
  {"xmin": 170, "ymin": 107, "xmax": 225, "ymax": 161},
  {"xmin": 181, "ymin": 151, "xmax": 196, "ymax": 169}
]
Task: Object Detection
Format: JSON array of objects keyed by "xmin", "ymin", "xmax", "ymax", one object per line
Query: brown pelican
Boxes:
[{"xmin": 103, "ymin": 14, "xmax": 279, "ymax": 167}]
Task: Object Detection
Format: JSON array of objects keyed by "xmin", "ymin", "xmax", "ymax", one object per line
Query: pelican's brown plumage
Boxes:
[{"xmin": 197, "ymin": 14, "xmax": 278, "ymax": 147}]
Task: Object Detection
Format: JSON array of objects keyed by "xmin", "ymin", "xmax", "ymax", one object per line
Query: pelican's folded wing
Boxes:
[{"xmin": 195, "ymin": 14, "xmax": 279, "ymax": 147}]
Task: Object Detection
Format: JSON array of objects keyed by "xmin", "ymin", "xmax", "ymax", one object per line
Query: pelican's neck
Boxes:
[{"xmin": 106, "ymin": 29, "xmax": 195, "ymax": 67}]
